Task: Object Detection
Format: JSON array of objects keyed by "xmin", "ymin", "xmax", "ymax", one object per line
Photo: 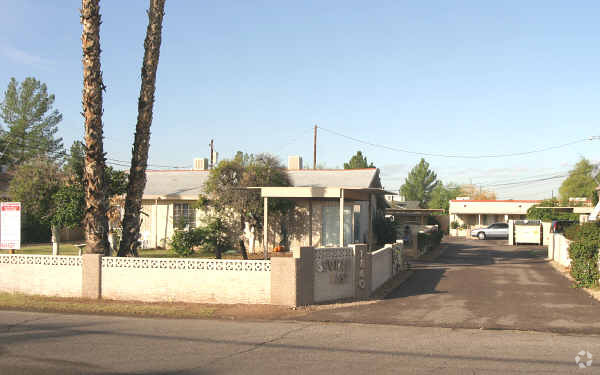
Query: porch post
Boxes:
[
  {"xmin": 478, "ymin": 214, "xmax": 481, "ymax": 226},
  {"xmin": 368, "ymin": 193, "xmax": 374, "ymax": 250},
  {"xmin": 263, "ymin": 197, "xmax": 269, "ymax": 258},
  {"xmin": 339, "ymin": 189, "xmax": 344, "ymax": 247},
  {"xmin": 308, "ymin": 199, "xmax": 313, "ymax": 247}
]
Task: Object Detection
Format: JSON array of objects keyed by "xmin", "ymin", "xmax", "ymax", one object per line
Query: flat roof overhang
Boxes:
[{"xmin": 386, "ymin": 208, "xmax": 444, "ymax": 215}]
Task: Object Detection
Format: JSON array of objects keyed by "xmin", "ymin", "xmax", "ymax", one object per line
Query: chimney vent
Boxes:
[{"xmin": 288, "ymin": 156, "xmax": 302, "ymax": 170}]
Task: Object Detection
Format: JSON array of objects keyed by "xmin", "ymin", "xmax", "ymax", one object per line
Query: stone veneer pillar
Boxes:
[
  {"xmin": 352, "ymin": 244, "xmax": 371, "ymax": 299},
  {"xmin": 82, "ymin": 253, "xmax": 102, "ymax": 299}
]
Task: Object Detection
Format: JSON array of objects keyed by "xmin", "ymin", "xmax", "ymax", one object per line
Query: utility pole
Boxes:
[
  {"xmin": 313, "ymin": 124, "xmax": 317, "ymax": 169},
  {"xmin": 209, "ymin": 139, "xmax": 214, "ymax": 169}
]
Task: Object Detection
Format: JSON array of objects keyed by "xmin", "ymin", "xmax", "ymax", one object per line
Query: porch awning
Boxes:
[{"xmin": 249, "ymin": 186, "xmax": 394, "ymax": 201}]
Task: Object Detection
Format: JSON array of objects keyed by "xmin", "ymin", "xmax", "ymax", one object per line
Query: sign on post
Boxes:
[{"xmin": 0, "ymin": 202, "xmax": 21, "ymax": 250}]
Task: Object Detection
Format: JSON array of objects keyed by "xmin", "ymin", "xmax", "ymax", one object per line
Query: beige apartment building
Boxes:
[{"xmin": 449, "ymin": 199, "xmax": 541, "ymax": 228}]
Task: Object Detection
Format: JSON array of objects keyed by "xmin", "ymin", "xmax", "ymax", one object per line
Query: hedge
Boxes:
[{"xmin": 564, "ymin": 223, "xmax": 600, "ymax": 288}]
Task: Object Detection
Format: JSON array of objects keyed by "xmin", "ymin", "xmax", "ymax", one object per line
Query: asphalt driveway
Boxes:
[{"xmin": 300, "ymin": 239, "xmax": 600, "ymax": 334}]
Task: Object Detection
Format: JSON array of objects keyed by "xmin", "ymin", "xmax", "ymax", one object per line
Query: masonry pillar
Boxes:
[
  {"xmin": 352, "ymin": 244, "xmax": 371, "ymax": 299},
  {"xmin": 82, "ymin": 253, "xmax": 102, "ymax": 299}
]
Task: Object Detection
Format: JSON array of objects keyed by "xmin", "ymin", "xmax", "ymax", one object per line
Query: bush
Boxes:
[
  {"xmin": 450, "ymin": 221, "xmax": 460, "ymax": 229},
  {"xmin": 565, "ymin": 223, "xmax": 600, "ymax": 288},
  {"xmin": 374, "ymin": 213, "xmax": 397, "ymax": 247},
  {"xmin": 417, "ymin": 230, "xmax": 444, "ymax": 253},
  {"xmin": 170, "ymin": 227, "xmax": 206, "ymax": 257},
  {"xmin": 527, "ymin": 206, "xmax": 578, "ymax": 222}
]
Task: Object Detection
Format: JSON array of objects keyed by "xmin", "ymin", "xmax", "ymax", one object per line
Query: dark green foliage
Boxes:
[
  {"xmin": 0, "ymin": 77, "xmax": 64, "ymax": 167},
  {"xmin": 51, "ymin": 182, "xmax": 85, "ymax": 229},
  {"xmin": 21, "ymin": 214, "xmax": 51, "ymax": 243},
  {"xmin": 450, "ymin": 221, "xmax": 460, "ymax": 229},
  {"xmin": 428, "ymin": 183, "xmax": 461, "ymax": 213},
  {"xmin": 417, "ymin": 230, "xmax": 444, "ymax": 253},
  {"xmin": 344, "ymin": 151, "xmax": 374, "ymax": 169},
  {"xmin": 169, "ymin": 227, "xmax": 207, "ymax": 257},
  {"xmin": 564, "ymin": 223, "xmax": 600, "ymax": 288},
  {"xmin": 373, "ymin": 213, "xmax": 396, "ymax": 247},
  {"xmin": 558, "ymin": 158, "xmax": 599, "ymax": 205},
  {"xmin": 202, "ymin": 217, "xmax": 232, "ymax": 257},
  {"xmin": 527, "ymin": 207, "xmax": 579, "ymax": 222},
  {"xmin": 401, "ymin": 158, "xmax": 438, "ymax": 208}
]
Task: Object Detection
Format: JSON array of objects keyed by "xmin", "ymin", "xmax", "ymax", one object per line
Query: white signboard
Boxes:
[{"xmin": 0, "ymin": 202, "xmax": 21, "ymax": 249}]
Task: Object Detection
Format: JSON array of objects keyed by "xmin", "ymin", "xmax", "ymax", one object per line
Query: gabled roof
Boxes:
[
  {"xmin": 287, "ymin": 168, "xmax": 380, "ymax": 189},
  {"xmin": 142, "ymin": 168, "xmax": 381, "ymax": 200},
  {"xmin": 143, "ymin": 170, "xmax": 210, "ymax": 199}
]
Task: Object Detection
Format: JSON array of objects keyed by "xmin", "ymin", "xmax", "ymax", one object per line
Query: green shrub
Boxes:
[
  {"xmin": 450, "ymin": 221, "xmax": 460, "ymax": 229},
  {"xmin": 565, "ymin": 223, "xmax": 600, "ymax": 288},
  {"xmin": 374, "ymin": 213, "xmax": 397, "ymax": 247},
  {"xmin": 169, "ymin": 227, "xmax": 206, "ymax": 257},
  {"xmin": 417, "ymin": 230, "xmax": 444, "ymax": 253}
]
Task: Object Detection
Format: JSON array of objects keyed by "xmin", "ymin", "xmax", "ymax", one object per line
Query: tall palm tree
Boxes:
[
  {"xmin": 80, "ymin": 0, "xmax": 109, "ymax": 254},
  {"xmin": 118, "ymin": 0, "xmax": 166, "ymax": 257}
]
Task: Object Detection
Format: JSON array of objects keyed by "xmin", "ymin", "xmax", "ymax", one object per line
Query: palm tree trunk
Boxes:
[
  {"xmin": 118, "ymin": 0, "xmax": 166, "ymax": 257},
  {"xmin": 81, "ymin": 0, "xmax": 109, "ymax": 254}
]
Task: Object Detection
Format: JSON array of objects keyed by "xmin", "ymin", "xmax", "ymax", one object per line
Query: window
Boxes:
[
  {"xmin": 173, "ymin": 203, "xmax": 195, "ymax": 230},
  {"xmin": 321, "ymin": 205, "xmax": 353, "ymax": 247}
]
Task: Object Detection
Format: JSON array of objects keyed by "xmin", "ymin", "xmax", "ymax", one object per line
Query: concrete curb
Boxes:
[{"xmin": 547, "ymin": 260, "xmax": 600, "ymax": 302}]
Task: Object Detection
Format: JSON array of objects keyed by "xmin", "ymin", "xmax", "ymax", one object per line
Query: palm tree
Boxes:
[
  {"xmin": 80, "ymin": 0, "xmax": 110, "ymax": 254},
  {"xmin": 118, "ymin": 0, "xmax": 166, "ymax": 257}
]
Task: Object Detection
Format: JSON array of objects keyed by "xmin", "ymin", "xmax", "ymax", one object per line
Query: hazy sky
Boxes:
[{"xmin": 1, "ymin": 1, "xmax": 598, "ymax": 199}]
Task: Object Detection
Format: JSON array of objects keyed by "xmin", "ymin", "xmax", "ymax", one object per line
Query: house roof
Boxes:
[
  {"xmin": 143, "ymin": 170, "xmax": 210, "ymax": 199},
  {"xmin": 287, "ymin": 168, "xmax": 380, "ymax": 189},
  {"xmin": 143, "ymin": 168, "xmax": 381, "ymax": 200}
]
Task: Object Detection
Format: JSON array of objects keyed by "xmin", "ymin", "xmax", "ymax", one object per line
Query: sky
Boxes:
[{"xmin": 1, "ymin": 0, "xmax": 599, "ymax": 200}]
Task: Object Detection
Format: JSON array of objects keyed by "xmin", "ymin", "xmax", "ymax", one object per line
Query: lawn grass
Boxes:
[{"xmin": 0, "ymin": 292, "xmax": 216, "ymax": 319}]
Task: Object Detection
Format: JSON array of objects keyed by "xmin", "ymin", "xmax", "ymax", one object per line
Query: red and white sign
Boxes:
[{"xmin": 0, "ymin": 202, "xmax": 21, "ymax": 249}]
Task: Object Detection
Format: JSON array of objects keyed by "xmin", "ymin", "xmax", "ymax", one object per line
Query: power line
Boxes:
[{"xmin": 318, "ymin": 126, "xmax": 598, "ymax": 159}]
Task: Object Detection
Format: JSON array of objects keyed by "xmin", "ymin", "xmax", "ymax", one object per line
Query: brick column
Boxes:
[{"xmin": 82, "ymin": 254, "xmax": 102, "ymax": 299}]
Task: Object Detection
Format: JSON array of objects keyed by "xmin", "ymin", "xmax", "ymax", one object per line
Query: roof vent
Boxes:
[
  {"xmin": 193, "ymin": 158, "xmax": 209, "ymax": 171},
  {"xmin": 288, "ymin": 156, "xmax": 302, "ymax": 170}
]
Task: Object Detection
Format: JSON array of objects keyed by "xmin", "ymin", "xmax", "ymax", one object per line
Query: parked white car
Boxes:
[{"xmin": 471, "ymin": 223, "xmax": 509, "ymax": 240}]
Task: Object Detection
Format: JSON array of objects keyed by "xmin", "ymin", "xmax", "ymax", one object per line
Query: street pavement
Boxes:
[
  {"xmin": 2, "ymin": 239, "xmax": 600, "ymax": 374},
  {"xmin": 300, "ymin": 239, "xmax": 600, "ymax": 334},
  {"xmin": 1, "ymin": 310, "xmax": 600, "ymax": 374}
]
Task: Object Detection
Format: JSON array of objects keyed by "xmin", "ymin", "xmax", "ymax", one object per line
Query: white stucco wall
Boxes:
[
  {"xmin": 371, "ymin": 246, "xmax": 393, "ymax": 292},
  {"xmin": 0, "ymin": 255, "xmax": 82, "ymax": 297},
  {"xmin": 313, "ymin": 247, "xmax": 355, "ymax": 303},
  {"xmin": 101, "ymin": 257, "xmax": 271, "ymax": 304},
  {"xmin": 548, "ymin": 233, "xmax": 571, "ymax": 267}
]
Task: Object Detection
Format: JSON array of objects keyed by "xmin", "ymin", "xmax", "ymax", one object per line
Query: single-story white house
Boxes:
[
  {"xmin": 449, "ymin": 199, "xmax": 541, "ymax": 228},
  {"xmin": 138, "ymin": 156, "xmax": 390, "ymax": 252}
]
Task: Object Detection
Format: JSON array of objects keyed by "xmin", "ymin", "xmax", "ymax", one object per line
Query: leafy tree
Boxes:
[
  {"xmin": 8, "ymin": 158, "xmax": 62, "ymax": 244},
  {"xmin": 400, "ymin": 158, "xmax": 438, "ymax": 208},
  {"xmin": 458, "ymin": 184, "xmax": 497, "ymax": 200},
  {"xmin": 119, "ymin": 0, "xmax": 166, "ymax": 257},
  {"xmin": 344, "ymin": 151, "xmax": 374, "ymax": 169},
  {"xmin": 81, "ymin": 0, "xmax": 110, "ymax": 255},
  {"xmin": 200, "ymin": 152, "xmax": 293, "ymax": 259},
  {"xmin": 428, "ymin": 182, "xmax": 461, "ymax": 213},
  {"xmin": 0, "ymin": 77, "xmax": 64, "ymax": 167},
  {"xmin": 559, "ymin": 158, "xmax": 599, "ymax": 205}
]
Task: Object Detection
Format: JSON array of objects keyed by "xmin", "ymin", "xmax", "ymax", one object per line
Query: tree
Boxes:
[
  {"xmin": 400, "ymin": 158, "xmax": 438, "ymax": 208},
  {"xmin": 459, "ymin": 184, "xmax": 497, "ymax": 200},
  {"xmin": 118, "ymin": 0, "xmax": 166, "ymax": 257},
  {"xmin": 559, "ymin": 158, "xmax": 599, "ymax": 205},
  {"xmin": 344, "ymin": 151, "xmax": 375, "ymax": 169},
  {"xmin": 0, "ymin": 77, "xmax": 65, "ymax": 167},
  {"xmin": 428, "ymin": 182, "xmax": 461, "ymax": 213},
  {"xmin": 8, "ymin": 158, "xmax": 62, "ymax": 247},
  {"xmin": 201, "ymin": 153, "xmax": 292, "ymax": 259},
  {"xmin": 81, "ymin": 0, "xmax": 110, "ymax": 255}
]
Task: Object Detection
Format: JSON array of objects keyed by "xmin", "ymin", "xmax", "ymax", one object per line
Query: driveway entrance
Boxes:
[{"xmin": 300, "ymin": 239, "xmax": 600, "ymax": 334}]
